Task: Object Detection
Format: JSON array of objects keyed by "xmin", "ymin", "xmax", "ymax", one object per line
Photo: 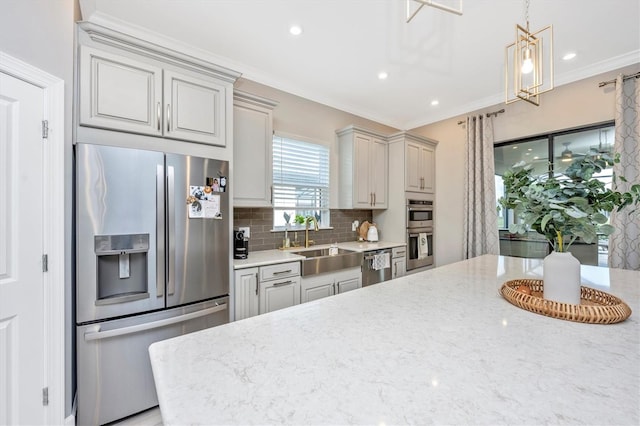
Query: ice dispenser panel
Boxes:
[{"xmin": 95, "ymin": 234, "xmax": 150, "ymax": 305}]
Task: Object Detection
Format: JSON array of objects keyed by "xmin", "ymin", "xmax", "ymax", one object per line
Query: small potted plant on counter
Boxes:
[{"xmin": 499, "ymin": 151, "xmax": 640, "ymax": 304}]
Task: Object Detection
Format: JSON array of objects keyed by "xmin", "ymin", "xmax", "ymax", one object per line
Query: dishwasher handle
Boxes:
[{"xmin": 83, "ymin": 302, "xmax": 227, "ymax": 341}]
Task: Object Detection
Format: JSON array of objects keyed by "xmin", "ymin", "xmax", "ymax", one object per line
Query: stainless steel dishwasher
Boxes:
[{"xmin": 362, "ymin": 249, "xmax": 392, "ymax": 286}]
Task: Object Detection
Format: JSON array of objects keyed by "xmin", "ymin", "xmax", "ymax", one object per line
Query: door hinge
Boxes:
[
  {"xmin": 42, "ymin": 120, "xmax": 49, "ymax": 139},
  {"xmin": 42, "ymin": 254, "xmax": 48, "ymax": 272},
  {"xmin": 42, "ymin": 387, "xmax": 49, "ymax": 406}
]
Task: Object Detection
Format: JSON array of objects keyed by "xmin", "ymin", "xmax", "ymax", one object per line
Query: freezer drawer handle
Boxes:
[{"xmin": 83, "ymin": 302, "xmax": 227, "ymax": 342}]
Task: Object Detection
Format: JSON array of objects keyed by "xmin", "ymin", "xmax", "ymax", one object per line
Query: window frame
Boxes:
[{"xmin": 272, "ymin": 132, "xmax": 331, "ymax": 231}]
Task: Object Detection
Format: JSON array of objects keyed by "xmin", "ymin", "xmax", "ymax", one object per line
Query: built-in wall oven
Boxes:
[
  {"xmin": 406, "ymin": 197, "xmax": 434, "ymax": 271},
  {"xmin": 407, "ymin": 227, "xmax": 433, "ymax": 270},
  {"xmin": 407, "ymin": 199, "xmax": 433, "ymax": 228}
]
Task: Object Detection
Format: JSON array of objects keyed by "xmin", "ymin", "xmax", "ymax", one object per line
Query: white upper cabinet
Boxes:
[
  {"xmin": 338, "ymin": 126, "xmax": 388, "ymax": 209},
  {"xmin": 164, "ymin": 70, "xmax": 226, "ymax": 146},
  {"xmin": 79, "ymin": 46, "xmax": 163, "ymax": 136},
  {"xmin": 396, "ymin": 134, "xmax": 437, "ymax": 194},
  {"xmin": 77, "ymin": 22, "xmax": 240, "ymax": 147},
  {"xmin": 233, "ymin": 91, "xmax": 278, "ymax": 207}
]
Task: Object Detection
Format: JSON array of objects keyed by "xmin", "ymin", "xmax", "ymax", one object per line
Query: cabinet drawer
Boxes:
[
  {"xmin": 392, "ymin": 246, "xmax": 407, "ymax": 258},
  {"xmin": 260, "ymin": 261, "xmax": 300, "ymax": 281}
]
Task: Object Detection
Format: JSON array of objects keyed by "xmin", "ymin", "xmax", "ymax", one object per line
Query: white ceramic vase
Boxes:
[{"xmin": 543, "ymin": 251, "xmax": 582, "ymax": 305}]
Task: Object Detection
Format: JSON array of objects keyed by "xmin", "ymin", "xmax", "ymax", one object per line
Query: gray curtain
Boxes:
[
  {"xmin": 609, "ymin": 74, "xmax": 640, "ymax": 270},
  {"xmin": 463, "ymin": 115, "xmax": 499, "ymax": 259}
]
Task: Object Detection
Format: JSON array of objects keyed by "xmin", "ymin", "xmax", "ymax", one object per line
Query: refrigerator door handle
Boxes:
[
  {"xmin": 156, "ymin": 164, "xmax": 165, "ymax": 298},
  {"xmin": 167, "ymin": 165, "xmax": 176, "ymax": 296},
  {"xmin": 83, "ymin": 302, "xmax": 228, "ymax": 342}
]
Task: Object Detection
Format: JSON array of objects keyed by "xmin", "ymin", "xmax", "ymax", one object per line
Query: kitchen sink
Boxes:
[{"xmin": 291, "ymin": 248, "xmax": 363, "ymax": 276}]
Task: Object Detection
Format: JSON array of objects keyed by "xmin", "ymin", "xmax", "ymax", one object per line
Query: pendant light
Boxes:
[{"xmin": 505, "ymin": 0, "xmax": 554, "ymax": 106}]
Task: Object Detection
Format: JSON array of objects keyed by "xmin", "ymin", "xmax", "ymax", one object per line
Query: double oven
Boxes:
[{"xmin": 406, "ymin": 197, "xmax": 434, "ymax": 271}]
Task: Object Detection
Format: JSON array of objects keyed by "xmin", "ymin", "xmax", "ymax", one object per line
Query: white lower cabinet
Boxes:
[
  {"xmin": 300, "ymin": 267, "xmax": 362, "ymax": 304},
  {"xmin": 301, "ymin": 276, "xmax": 335, "ymax": 303},
  {"xmin": 235, "ymin": 261, "xmax": 301, "ymax": 319},
  {"xmin": 392, "ymin": 257, "xmax": 406, "ymax": 279},
  {"xmin": 392, "ymin": 246, "xmax": 407, "ymax": 279},
  {"xmin": 234, "ymin": 268, "xmax": 259, "ymax": 321},
  {"xmin": 260, "ymin": 277, "xmax": 301, "ymax": 314},
  {"xmin": 259, "ymin": 262, "xmax": 301, "ymax": 314},
  {"xmin": 336, "ymin": 276, "xmax": 361, "ymax": 293},
  {"xmin": 235, "ymin": 263, "xmax": 363, "ymax": 319}
]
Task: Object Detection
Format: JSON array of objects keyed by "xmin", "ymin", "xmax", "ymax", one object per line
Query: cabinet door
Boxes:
[
  {"xmin": 405, "ymin": 141, "xmax": 422, "ymax": 192},
  {"xmin": 164, "ymin": 70, "xmax": 226, "ymax": 146},
  {"xmin": 353, "ymin": 134, "xmax": 373, "ymax": 208},
  {"xmin": 300, "ymin": 274, "xmax": 335, "ymax": 304},
  {"xmin": 392, "ymin": 258, "xmax": 406, "ymax": 279},
  {"xmin": 260, "ymin": 277, "xmax": 301, "ymax": 314},
  {"xmin": 233, "ymin": 102, "xmax": 273, "ymax": 207},
  {"xmin": 234, "ymin": 268, "xmax": 259, "ymax": 321},
  {"xmin": 301, "ymin": 282, "xmax": 335, "ymax": 303},
  {"xmin": 79, "ymin": 46, "xmax": 162, "ymax": 136},
  {"xmin": 370, "ymin": 138, "xmax": 388, "ymax": 208},
  {"xmin": 420, "ymin": 145, "xmax": 435, "ymax": 193},
  {"xmin": 336, "ymin": 277, "xmax": 361, "ymax": 294}
]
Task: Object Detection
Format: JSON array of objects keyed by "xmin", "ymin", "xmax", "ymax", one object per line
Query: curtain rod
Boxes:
[
  {"xmin": 457, "ymin": 108, "xmax": 505, "ymax": 125},
  {"xmin": 598, "ymin": 71, "xmax": 640, "ymax": 88}
]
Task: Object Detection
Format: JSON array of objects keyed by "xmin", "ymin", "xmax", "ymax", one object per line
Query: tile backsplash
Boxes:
[{"xmin": 233, "ymin": 208, "xmax": 373, "ymax": 252}]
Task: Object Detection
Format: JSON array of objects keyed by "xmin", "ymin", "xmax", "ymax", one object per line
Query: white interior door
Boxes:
[{"xmin": 0, "ymin": 71, "xmax": 46, "ymax": 425}]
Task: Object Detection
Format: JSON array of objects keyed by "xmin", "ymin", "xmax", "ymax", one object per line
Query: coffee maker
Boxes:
[{"xmin": 234, "ymin": 229, "xmax": 248, "ymax": 259}]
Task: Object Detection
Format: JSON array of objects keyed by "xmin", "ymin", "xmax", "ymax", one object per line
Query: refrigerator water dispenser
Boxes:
[{"xmin": 94, "ymin": 234, "xmax": 150, "ymax": 305}]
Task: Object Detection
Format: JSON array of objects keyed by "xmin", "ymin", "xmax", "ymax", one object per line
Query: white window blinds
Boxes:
[{"xmin": 272, "ymin": 135, "xmax": 330, "ymax": 225}]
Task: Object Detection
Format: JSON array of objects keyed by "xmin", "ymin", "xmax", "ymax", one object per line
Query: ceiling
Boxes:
[{"xmin": 79, "ymin": 0, "xmax": 640, "ymax": 130}]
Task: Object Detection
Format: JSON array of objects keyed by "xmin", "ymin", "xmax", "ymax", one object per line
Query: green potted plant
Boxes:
[{"xmin": 499, "ymin": 151, "xmax": 640, "ymax": 304}]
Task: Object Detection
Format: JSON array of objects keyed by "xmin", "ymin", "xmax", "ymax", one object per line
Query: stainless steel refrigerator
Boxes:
[{"xmin": 75, "ymin": 143, "xmax": 230, "ymax": 425}]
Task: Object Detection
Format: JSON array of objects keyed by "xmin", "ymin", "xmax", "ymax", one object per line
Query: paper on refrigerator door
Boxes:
[{"xmin": 188, "ymin": 186, "xmax": 222, "ymax": 219}]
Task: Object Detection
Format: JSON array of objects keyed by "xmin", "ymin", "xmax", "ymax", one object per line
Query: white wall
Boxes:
[
  {"xmin": 0, "ymin": 0, "xmax": 78, "ymax": 417},
  {"xmin": 409, "ymin": 63, "xmax": 640, "ymax": 267}
]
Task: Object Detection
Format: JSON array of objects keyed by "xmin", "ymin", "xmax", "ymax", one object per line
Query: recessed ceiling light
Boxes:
[
  {"xmin": 378, "ymin": 71, "xmax": 388, "ymax": 80},
  {"xmin": 512, "ymin": 146, "xmax": 518, "ymax": 149},
  {"xmin": 431, "ymin": 100, "xmax": 439, "ymax": 106},
  {"xmin": 563, "ymin": 52, "xmax": 577, "ymax": 61},
  {"xmin": 289, "ymin": 25, "xmax": 302, "ymax": 36}
]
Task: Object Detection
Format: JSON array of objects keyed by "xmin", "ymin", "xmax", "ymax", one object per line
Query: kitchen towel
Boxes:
[
  {"xmin": 418, "ymin": 233, "xmax": 429, "ymax": 259},
  {"xmin": 372, "ymin": 253, "xmax": 390, "ymax": 271}
]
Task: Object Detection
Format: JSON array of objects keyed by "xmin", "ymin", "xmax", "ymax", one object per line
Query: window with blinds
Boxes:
[{"xmin": 272, "ymin": 135, "xmax": 330, "ymax": 228}]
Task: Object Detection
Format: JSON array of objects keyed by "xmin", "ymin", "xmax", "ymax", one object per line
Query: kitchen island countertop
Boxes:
[
  {"xmin": 150, "ymin": 255, "xmax": 639, "ymax": 425},
  {"xmin": 233, "ymin": 240, "xmax": 405, "ymax": 269}
]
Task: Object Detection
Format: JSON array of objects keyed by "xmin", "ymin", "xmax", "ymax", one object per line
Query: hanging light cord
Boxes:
[{"xmin": 524, "ymin": 0, "xmax": 530, "ymax": 30}]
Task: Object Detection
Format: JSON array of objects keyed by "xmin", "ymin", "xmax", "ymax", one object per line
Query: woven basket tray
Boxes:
[{"xmin": 500, "ymin": 279, "xmax": 632, "ymax": 324}]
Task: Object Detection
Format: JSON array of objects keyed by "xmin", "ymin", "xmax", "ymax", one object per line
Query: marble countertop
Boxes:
[
  {"xmin": 233, "ymin": 240, "xmax": 405, "ymax": 269},
  {"xmin": 150, "ymin": 255, "xmax": 640, "ymax": 425}
]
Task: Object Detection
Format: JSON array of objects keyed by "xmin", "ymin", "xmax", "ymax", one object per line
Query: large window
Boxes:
[
  {"xmin": 495, "ymin": 122, "xmax": 615, "ymax": 230},
  {"xmin": 495, "ymin": 122, "xmax": 615, "ymax": 265},
  {"xmin": 272, "ymin": 134, "xmax": 330, "ymax": 229}
]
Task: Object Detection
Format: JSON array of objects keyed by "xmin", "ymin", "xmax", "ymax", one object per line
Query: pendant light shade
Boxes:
[{"xmin": 505, "ymin": 1, "xmax": 554, "ymax": 106}]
